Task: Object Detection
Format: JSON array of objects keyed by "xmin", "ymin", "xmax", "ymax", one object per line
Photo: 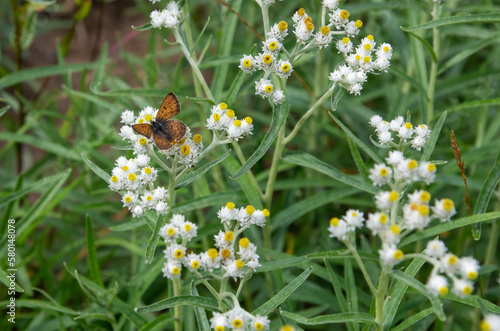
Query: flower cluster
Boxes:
[
  {"xmin": 424, "ymin": 239, "xmax": 480, "ymax": 297},
  {"xmin": 159, "ymin": 203, "xmax": 269, "ymax": 280},
  {"xmin": 206, "ymin": 102, "xmax": 254, "ymax": 141},
  {"xmin": 150, "ymin": 1, "xmax": 182, "ymax": 29},
  {"xmin": 211, "ymin": 309, "xmax": 270, "ymax": 331},
  {"xmin": 324, "ymin": 1, "xmax": 362, "ymax": 37},
  {"xmin": 119, "ymin": 107, "xmax": 203, "ymax": 166},
  {"xmin": 108, "ymin": 155, "xmax": 168, "ymax": 218},
  {"xmin": 329, "ymin": 35, "xmax": 393, "ymax": 95},
  {"xmin": 369, "ymin": 115, "xmax": 431, "ymax": 151}
]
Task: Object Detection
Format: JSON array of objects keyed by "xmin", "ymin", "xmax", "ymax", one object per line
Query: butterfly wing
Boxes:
[
  {"xmin": 132, "ymin": 123, "xmax": 153, "ymax": 139},
  {"xmin": 153, "ymin": 131, "xmax": 175, "ymax": 150},
  {"xmin": 156, "ymin": 92, "xmax": 180, "ymax": 122},
  {"xmin": 161, "ymin": 119, "xmax": 187, "ymax": 143}
]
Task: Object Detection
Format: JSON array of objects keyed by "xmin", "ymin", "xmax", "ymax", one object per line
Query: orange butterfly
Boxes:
[{"xmin": 132, "ymin": 92, "xmax": 187, "ymax": 150}]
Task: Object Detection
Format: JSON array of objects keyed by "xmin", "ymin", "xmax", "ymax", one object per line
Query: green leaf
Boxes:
[
  {"xmin": 282, "ymin": 152, "xmax": 379, "ymax": 194},
  {"xmin": 191, "ymin": 283, "xmax": 211, "ymax": 331},
  {"xmin": 324, "ymin": 261, "xmax": 356, "ymax": 331},
  {"xmin": 307, "ymin": 250, "xmax": 379, "ymax": 263},
  {"xmin": 383, "ymin": 258, "xmax": 426, "ymax": 330},
  {"xmin": 74, "ymin": 309, "xmax": 115, "ymax": 324},
  {"xmin": 0, "ymin": 62, "xmax": 99, "ymax": 90},
  {"xmin": 399, "ymin": 212, "xmax": 500, "ymax": 247},
  {"xmin": 86, "ymin": 215, "xmax": 103, "ymax": 287},
  {"xmin": 0, "ymin": 268, "xmax": 24, "ymax": 293},
  {"xmin": 281, "ymin": 311, "xmax": 377, "ymax": 326},
  {"xmin": 391, "ymin": 307, "xmax": 435, "ymax": 331},
  {"xmin": 109, "ymin": 218, "xmax": 147, "ymax": 232},
  {"xmin": 446, "ymin": 98, "xmax": 500, "ymax": 115},
  {"xmin": 135, "ymin": 295, "xmax": 219, "ymax": 314},
  {"xmin": 81, "ymin": 153, "xmax": 110, "ymax": 183},
  {"xmin": 172, "ymin": 191, "xmax": 247, "ymax": 214},
  {"xmin": 472, "ymin": 152, "xmax": 500, "ymax": 239},
  {"xmin": 401, "ymin": 13, "xmax": 500, "ymax": 32},
  {"xmin": 145, "ymin": 213, "xmax": 171, "ymax": 264},
  {"xmin": 328, "ymin": 112, "xmax": 384, "ymax": 164},
  {"xmin": 421, "ymin": 111, "xmax": 447, "ymax": 162},
  {"xmin": 0, "ymin": 105, "xmax": 10, "ymax": 118},
  {"xmin": 2, "ymin": 299, "xmax": 79, "ymax": 315},
  {"xmin": 132, "ymin": 22, "xmax": 153, "ymax": 31},
  {"xmin": 347, "ymin": 136, "xmax": 370, "ymax": 183},
  {"xmin": 232, "ymin": 101, "xmax": 290, "ymax": 180},
  {"xmin": 176, "ymin": 149, "xmax": 231, "ymax": 189},
  {"xmin": 252, "ymin": 267, "xmax": 312, "ymax": 316},
  {"xmin": 0, "ymin": 132, "xmax": 80, "ymax": 160},
  {"xmin": 139, "ymin": 315, "xmax": 175, "ymax": 331},
  {"xmin": 405, "ymin": 31, "xmax": 437, "ymax": 63},
  {"xmin": 223, "ymin": 155, "xmax": 262, "ymax": 210},
  {"xmin": 389, "ymin": 270, "xmax": 445, "ymax": 321},
  {"xmin": 90, "ymin": 83, "xmax": 168, "ymax": 97},
  {"xmin": 443, "ymin": 293, "xmax": 500, "ymax": 314},
  {"xmin": 0, "ymin": 172, "xmax": 68, "ymax": 208}
]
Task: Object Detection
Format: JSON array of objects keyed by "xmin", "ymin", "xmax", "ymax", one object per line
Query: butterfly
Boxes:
[{"xmin": 132, "ymin": 92, "xmax": 187, "ymax": 150}]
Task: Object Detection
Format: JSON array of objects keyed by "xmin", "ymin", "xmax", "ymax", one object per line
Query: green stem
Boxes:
[
  {"xmin": 426, "ymin": 0, "xmax": 441, "ymax": 122},
  {"xmin": 283, "ymin": 85, "xmax": 335, "ymax": 145},
  {"xmin": 173, "ymin": 29, "xmax": 214, "ymax": 102},
  {"xmin": 344, "ymin": 241, "xmax": 377, "ymax": 295},
  {"xmin": 232, "ymin": 142, "xmax": 264, "ymax": 200},
  {"xmin": 375, "ymin": 269, "xmax": 389, "ymax": 331},
  {"xmin": 260, "ymin": 3, "xmax": 270, "ymax": 36},
  {"xmin": 173, "ymin": 278, "xmax": 182, "ymax": 331}
]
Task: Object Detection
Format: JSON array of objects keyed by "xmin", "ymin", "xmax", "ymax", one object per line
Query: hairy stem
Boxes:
[
  {"xmin": 426, "ymin": 0, "xmax": 441, "ymax": 122},
  {"xmin": 375, "ymin": 270, "xmax": 389, "ymax": 331}
]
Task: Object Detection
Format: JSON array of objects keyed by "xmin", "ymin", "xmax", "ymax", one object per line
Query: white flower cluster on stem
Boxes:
[
  {"xmin": 369, "ymin": 115, "xmax": 431, "ymax": 151},
  {"xmin": 206, "ymin": 102, "xmax": 254, "ymax": 141},
  {"xmin": 150, "ymin": 1, "xmax": 182, "ymax": 29}
]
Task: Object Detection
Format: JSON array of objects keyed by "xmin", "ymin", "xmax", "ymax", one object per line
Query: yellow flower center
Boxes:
[
  {"xmin": 145, "ymin": 114, "xmax": 153, "ymax": 121},
  {"xmin": 468, "ymin": 271, "xmax": 478, "ymax": 280},
  {"xmin": 352, "ymin": 212, "xmax": 357, "ymax": 217},
  {"xmin": 181, "ymin": 145, "xmax": 190, "ymax": 156},
  {"xmin": 125, "ymin": 196, "xmax": 132, "ymax": 203},
  {"xmin": 330, "ymin": 217, "xmax": 339, "ymax": 227},
  {"xmin": 428, "ymin": 164, "xmax": 436, "ymax": 172},
  {"xmin": 340, "ymin": 10, "xmax": 349, "ymax": 20},
  {"xmin": 363, "ymin": 56, "xmax": 371, "ymax": 63},
  {"xmin": 263, "ymin": 54, "xmax": 273, "ymax": 64},
  {"xmin": 236, "ymin": 259, "xmax": 245, "ymax": 269},
  {"xmin": 355, "ymin": 20, "xmax": 363, "ymax": 28},
  {"xmin": 193, "ymin": 134, "xmax": 202, "ymax": 143},
  {"xmin": 208, "ymin": 248, "xmax": 218, "ymax": 259},
  {"xmin": 281, "ymin": 64, "xmax": 290, "ymax": 72},
  {"xmin": 306, "ymin": 22, "xmax": 314, "ymax": 31},
  {"xmin": 443, "ymin": 199, "xmax": 454, "ymax": 211},
  {"xmin": 219, "ymin": 102, "xmax": 228, "ymax": 110},
  {"xmin": 139, "ymin": 137, "xmax": 147, "ymax": 145},
  {"xmin": 304, "ymin": 17, "xmax": 312, "ymax": 25},
  {"xmin": 243, "ymin": 59, "xmax": 252, "ymax": 67},
  {"xmin": 379, "ymin": 214, "xmax": 388, "ymax": 224},
  {"xmin": 379, "ymin": 168, "xmax": 388, "ymax": 177},
  {"xmin": 239, "ymin": 238, "xmax": 250, "ymax": 248},
  {"xmin": 367, "ymin": 34, "xmax": 374, "ymax": 41},
  {"xmin": 420, "ymin": 191, "xmax": 431, "ymax": 202},
  {"xmin": 122, "ymin": 165, "xmax": 129, "ymax": 171},
  {"xmin": 462, "ymin": 286, "xmax": 472, "ymax": 295},
  {"xmin": 191, "ymin": 260, "xmax": 200, "ymax": 269},
  {"xmin": 355, "ymin": 54, "xmax": 361, "ymax": 61},
  {"xmin": 224, "ymin": 231, "xmax": 234, "ymax": 242},
  {"xmin": 480, "ymin": 321, "xmax": 491, "ymax": 331},
  {"xmin": 418, "ymin": 205, "xmax": 429, "ymax": 216},
  {"xmin": 232, "ymin": 319, "xmax": 243, "ymax": 328},
  {"xmin": 391, "ymin": 225, "xmax": 401, "ymax": 234},
  {"xmin": 255, "ymin": 322, "xmax": 264, "ymax": 330},
  {"xmin": 297, "ymin": 8, "xmax": 305, "ymax": 16},
  {"xmin": 389, "ymin": 191, "xmax": 399, "ymax": 202},
  {"xmin": 226, "ymin": 202, "xmax": 235, "ymax": 209},
  {"xmin": 221, "ymin": 248, "xmax": 231, "ymax": 259},
  {"xmin": 172, "ymin": 266, "xmax": 181, "ymax": 275},
  {"xmin": 405, "ymin": 122, "xmax": 412, "ymax": 129},
  {"xmin": 263, "ymin": 209, "xmax": 270, "ymax": 217},
  {"xmin": 342, "ymin": 37, "xmax": 350, "ymax": 44},
  {"xmin": 184, "ymin": 224, "xmax": 191, "ymax": 232},
  {"xmin": 174, "ymin": 249, "xmax": 184, "ymax": 259},
  {"xmin": 265, "ymin": 85, "xmax": 273, "ymax": 93},
  {"xmin": 234, "ymin": 120, "xmax": 242, "ymax": 127},
  {"xmin": 278, "ymin": 21, "xmax": 288, "ymax": 31},
  {"xmin": 213, "ymin": 113, "xmax": 221, "ymax": 122},
  {"xmin": 281, "ymin": 326, "xmax": 295, "ymax": 331},
  {"xmin": 138, "ymin": 118, "xmax": 144, "ymax": 124},
  {"xmin": 215, "ymin": 327, "xmax": 225, "ymax": 331},
  {"xmin": 438, "ymin": 286, "xmax": 448, "ymax": 295},
  {"xmin": 245, "ymin": 117, "xmax": 253, "ymax": 124},
  {"xmin": 383, "ymin": 46, "xmax": 390, "ymax": 52},
  {"xmin": 178, "ymin": 137, "xmax": 186, "ymax": 145},
  {"xmin": 128, "ymin": 173, "xmax": 136, "ymax": 181},
  {"xmin": 146, "ymin": 195, "xmax": 152, "ymax": 201},
  {"xmin": 246, "ymin": 205, "xmax": 255, "ymax": 214},
  {"xmin": 226, "ymin": 109, "xmax": 235, "ymax": 118},
  {"xmin": 448, "ymin": 255, "xmax": 457, "ymax": 265},
  {"xmin": 111, "ymin": 176, "xmax": 118, "ymax": 183},
  {"xmin": 167, "ymin": 228, "xmax": 175, "ymax": 236},
  {"xmin": 364, "ymin": 44, "xmax": 371, "ymax": 50},
  {"xmin": 393, "ymin": 249, "xmax": 404, "ymax": 260},
  {"xmin": 408, "ymin": 160, "xmax": 418, "ymax": 170},
  {"xmin": 320, "ymin": 26, "xmax": 330, "ymax": 34},
  {"xmin": 144, "ymin": 167, "xmax": 152, "ymax": 174},
  {"xmin": 269, "ymin": 41, "xmax": 278, "ymax": 50}
]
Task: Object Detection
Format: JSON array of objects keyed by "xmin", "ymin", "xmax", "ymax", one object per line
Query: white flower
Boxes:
[
  {"xmin": 153, "ymin": 186, "xmax": 167, "ymax": 200},
  {"xmin": 217, "ymin": 202, "xmax": 238, "ymax": 225},
  {"xmin": 452, "ymin": 278, "xmax": 474, "ymax": 296},
  {"xmin": 179, "ymin": 221, "xmax": 197, "ymax": 241},
  {"xmin": 376, "ymin": 120, "xmax": 390, "ymax": 133},
  {"xmin": 369, "ymin": 164, "xmax": 392, "ymax": 187},
  {"xmin": 344, "ymin": 20, "xmax": 362, "ymax": 37},
  {"xmin": 394, "ymin": 158, "xmax": 419, "ymax": 182},
  {"xmin": 425, "ymin": 239, "xmax": 447, "ymax": 258},
  {"xmin": 201, "ymin": 249, "xmax": 221, "ymax": 272},
  {"xmin": 426, "ymin": 275, "xmax": 449, "ymax": 296},
  {"xmin": 337, "ymin": 37, "xmax": 353, "ymax": 54},
  {"xmin": 440, "ymin": 253, "xmax": 460, "ymax": 274},
  {"xmin": 292, "ymin": 8, "xmax": 308, "ymax": 25},
  {"xmin": 131, "ymin": 205, "xmax": 144, "ymax": 218},
  {"xmin": 121, "ymin": 191, "xmax": 137, "ymax": 208},
  {"xmin": 239, "ymin": 54, "xmax": 256, "ymax": 73},
  {"xmin": 407, "ymin": 190, "xmax": 431, "ymax": 205},
  {"xmin": 227, "ymin": 119, "xmax": 245, "ymax": 141},
  {"xmin": 369, "ymin": 115, "xmax": 383, "ymax": 128},
  {"xmin": 267, "ymin": 22, "xmax": 288, "ymax": 40},
  {"xmin": 255, "ymin": 78, "xmax": 274, "ymax": 99},
  {"xmin": 418, "ymin": 162, "xmax": 437, "ymax": 184},
  {"xmin": 184, "ymin": 253, "xmax": 202, "ymax": 272},
  {"xmin": 121, "ymin": 110, "xmax": 135, "ymax": 124},
  {"xmin": 415, "ymin": 124, "xmax": 431, "ymax": 138},
  {"xmin": 432, "ymin": 199, "xmax": 456, "ymax": 222},
  {"xmin": 250, "ymin": 209, "xmax": 268, "ymax": 227},
  {"xmin": 402, "ymin": 202, "xmax": 431, "ymax": 230},
  {"xmin": 159, "ymin": 223, "xmax": 179, "ymax": 243},
  {"xmin": 411, "ymin": 135, "xmax": 426, "ymax": 151},
  {"xmin": 315, "ymin": 26, "xmax": 333, "ymax": 48},
  {"xmin": 389, "ymin": 116, "xmax": 404, "ymax": 131},
  {"xmin": 252, "ymin": 315, "xmax": 271, "ymax": 331},
  {"xmin": 155, "ymin": 201, "xmax": 169, "ymax": 214},
  {"xmin": 459, "ymin": 257, "xmax": 480, "ymax": 280},
  {"xmin": 227, "ymin": 308, "xmax": 247, "ymax": 329},
  {"xmin": 164, "ymin": 244, "xmax": 186, "ymax": 261},
  {"xmin": 378, "ymin": 131, "xmax": 393, "ymax": 144},
  {"xmin": 262, "ymin": 38, "xmax": 281, "ymax": 53},
  {"xmin": 328, "ymin": 217, "xmax": 350, "ymax": 241},
  {"xmin": 162, "ymin": 260, "xmax": 182, "ymax": 279},
  {"xmin": 379, "ymin": 226, "xmax": 402, "ymax": 245},
  {"xmin": 342, "ymin": 209, "xmax": 364, "ymax": 230},
  {"xmin": 210, "ymin": 313, "xmax": 228, "ymax": 331},
  {"xmin": 379, "ymin": 244, "xmax": 404, "ymax": 266},
  {"xmin": 481, "ymin": 315, "xmax": 500, "ymax": 331},
  {"xmin": 329, "ymin": 9, "xmax": 349, "ymax": 29},
  {"xmin": 397, "ymin": 122, "xmax": 414, "ymax": 141},
  {"xmin": 294, "ymin": 21, "xmax": 314, "ymax": 44},
  {"xmin": 366, "ymin": 212, "xmax": 389, "ymax": 235},
  {"xmin": 276, "ymin": 60, "xmax": 293, "ymax": 78},
  {"xmin": 375, "ymin": 191, "xmax": 399, "ymax": 211},
  {"xmin": 238, "ymin": 241, "xmax": 259, "ymax": 261},
  {"xmin": 119, "ymin": 125, "xmax": 135, "ymax": 140},
  {"xmin": 386, "ymin": 150, "xmax": 405, "ymax": 165},
  {"xmin": 222, "ymin": 259, "xmax": 245, "ymax": 280}
]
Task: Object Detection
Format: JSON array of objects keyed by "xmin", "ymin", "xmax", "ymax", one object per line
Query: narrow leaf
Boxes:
[
  {"xmin": 401, "ymin": 13, "xmax": 500, "ymax": 32},
  {"xmin": 85, "ymin": 215, "xmax": 103, "ymax": 287},
  {"xmin": 0, "ymin": 132, "xmax": 79, "ymax": 160},
  {"xmin": 392, "ymin": 307, "xmax": 435, "ymax": 331},
  {"xmin": 145, "ymin": 213, "xmax": 171, "ymax": 264},
  {"xmin": 282, "ymin": 152, "xmax": 379, "ymax": 194},
  {"xmin": 0, "ymin": 268, "xmax": 24, "ymax": 292},
  {"xmin": 405, "ymin": 31, "xmax": 437, "ymax": 63},
  {"xmin": 135, "ymin": 295, "xmax": 219, "ymax": 314},
  {"xmin": 252, "ymin": 267, "xmax": 312, "ymax": 316},
  {"xmin": 223, "ymin": 155, "xmax": 262, "ymax": 209},
  {"xmin": 308, "ymin": 250, "xmax": 378, "ymax": 263},
  {"xmin": 132, "ymin": 22, "xmax": 153, "ymax": 31},
  {"xmin": 444, "ymin": 293, "xmax": 500, "ymax": 314},
  {"xmin": 7, "ymin": 299, "xmax": 79, "ymax": 315},
  {"xmin": 191, "ymin": 283, "xmax": 211, "ymax": 331},
  {"xmin": 421, "ymin": 111, "xmax": 447, "ymax": 162},
  {"xmin": 81, "ymin": 153, "xmax": 110, "ymax": 183},
  {"xmin": 176, "ymin": 149, "xmax": 231, "ymax": 189},
  {"xmin": 232, "ymin": 101, "xmax": 290, "ymax": 179},
  {"xmin": 0, "ymin": 106, "xmax": 9, "ymax": 118},
  {"xmin": 281, "ymin": 311, "xmax": 376, "ymax": 326},
  {"xmin": 325, "ymin": 261, "xmax": 356, "ymax": 331}
]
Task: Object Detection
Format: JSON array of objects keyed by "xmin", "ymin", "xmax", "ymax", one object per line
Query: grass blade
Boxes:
[
  {"xmin": 421, "ymin": 111, "xmax": 447, "ymax": 162},
  {"xmin": 85, "ymin": 215, "xmax": 103, "ymax": 287},
  {"xmin": 176, "ymin": 149, "xmax": 231, "ymax": 189},
  {"xmin": 391, "ymin": 307, "xmax": 435, "ymax": 331},
  {"xmin": 145, "ymin": 212, "xmax": 171, "ymax": 264},
  {"xmin": 281, "ymin": 311, "xmax": 376, "ymax": 326},
  {"xmin": 135, "ymin": 295, "xmax": 219, "ymax": 314},
  {"xmin": 82, "ymin": 153, "xmax": 110, "ymax": 183},
  {"xmin": 401, "ymin": 13, "xmax": 500, "ymax": 32},
  {"xmin": 325, "ymin": 261, "xmax": 356, "ymax": 331},
  {"xmin": 191, "ymin": 283, "xmax": 211, "ymax": 331}
]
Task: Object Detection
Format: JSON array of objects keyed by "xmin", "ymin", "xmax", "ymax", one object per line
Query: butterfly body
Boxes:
[{"xmin": 132, "ymin": 92, "xmax": 187, "ymax": 150}]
